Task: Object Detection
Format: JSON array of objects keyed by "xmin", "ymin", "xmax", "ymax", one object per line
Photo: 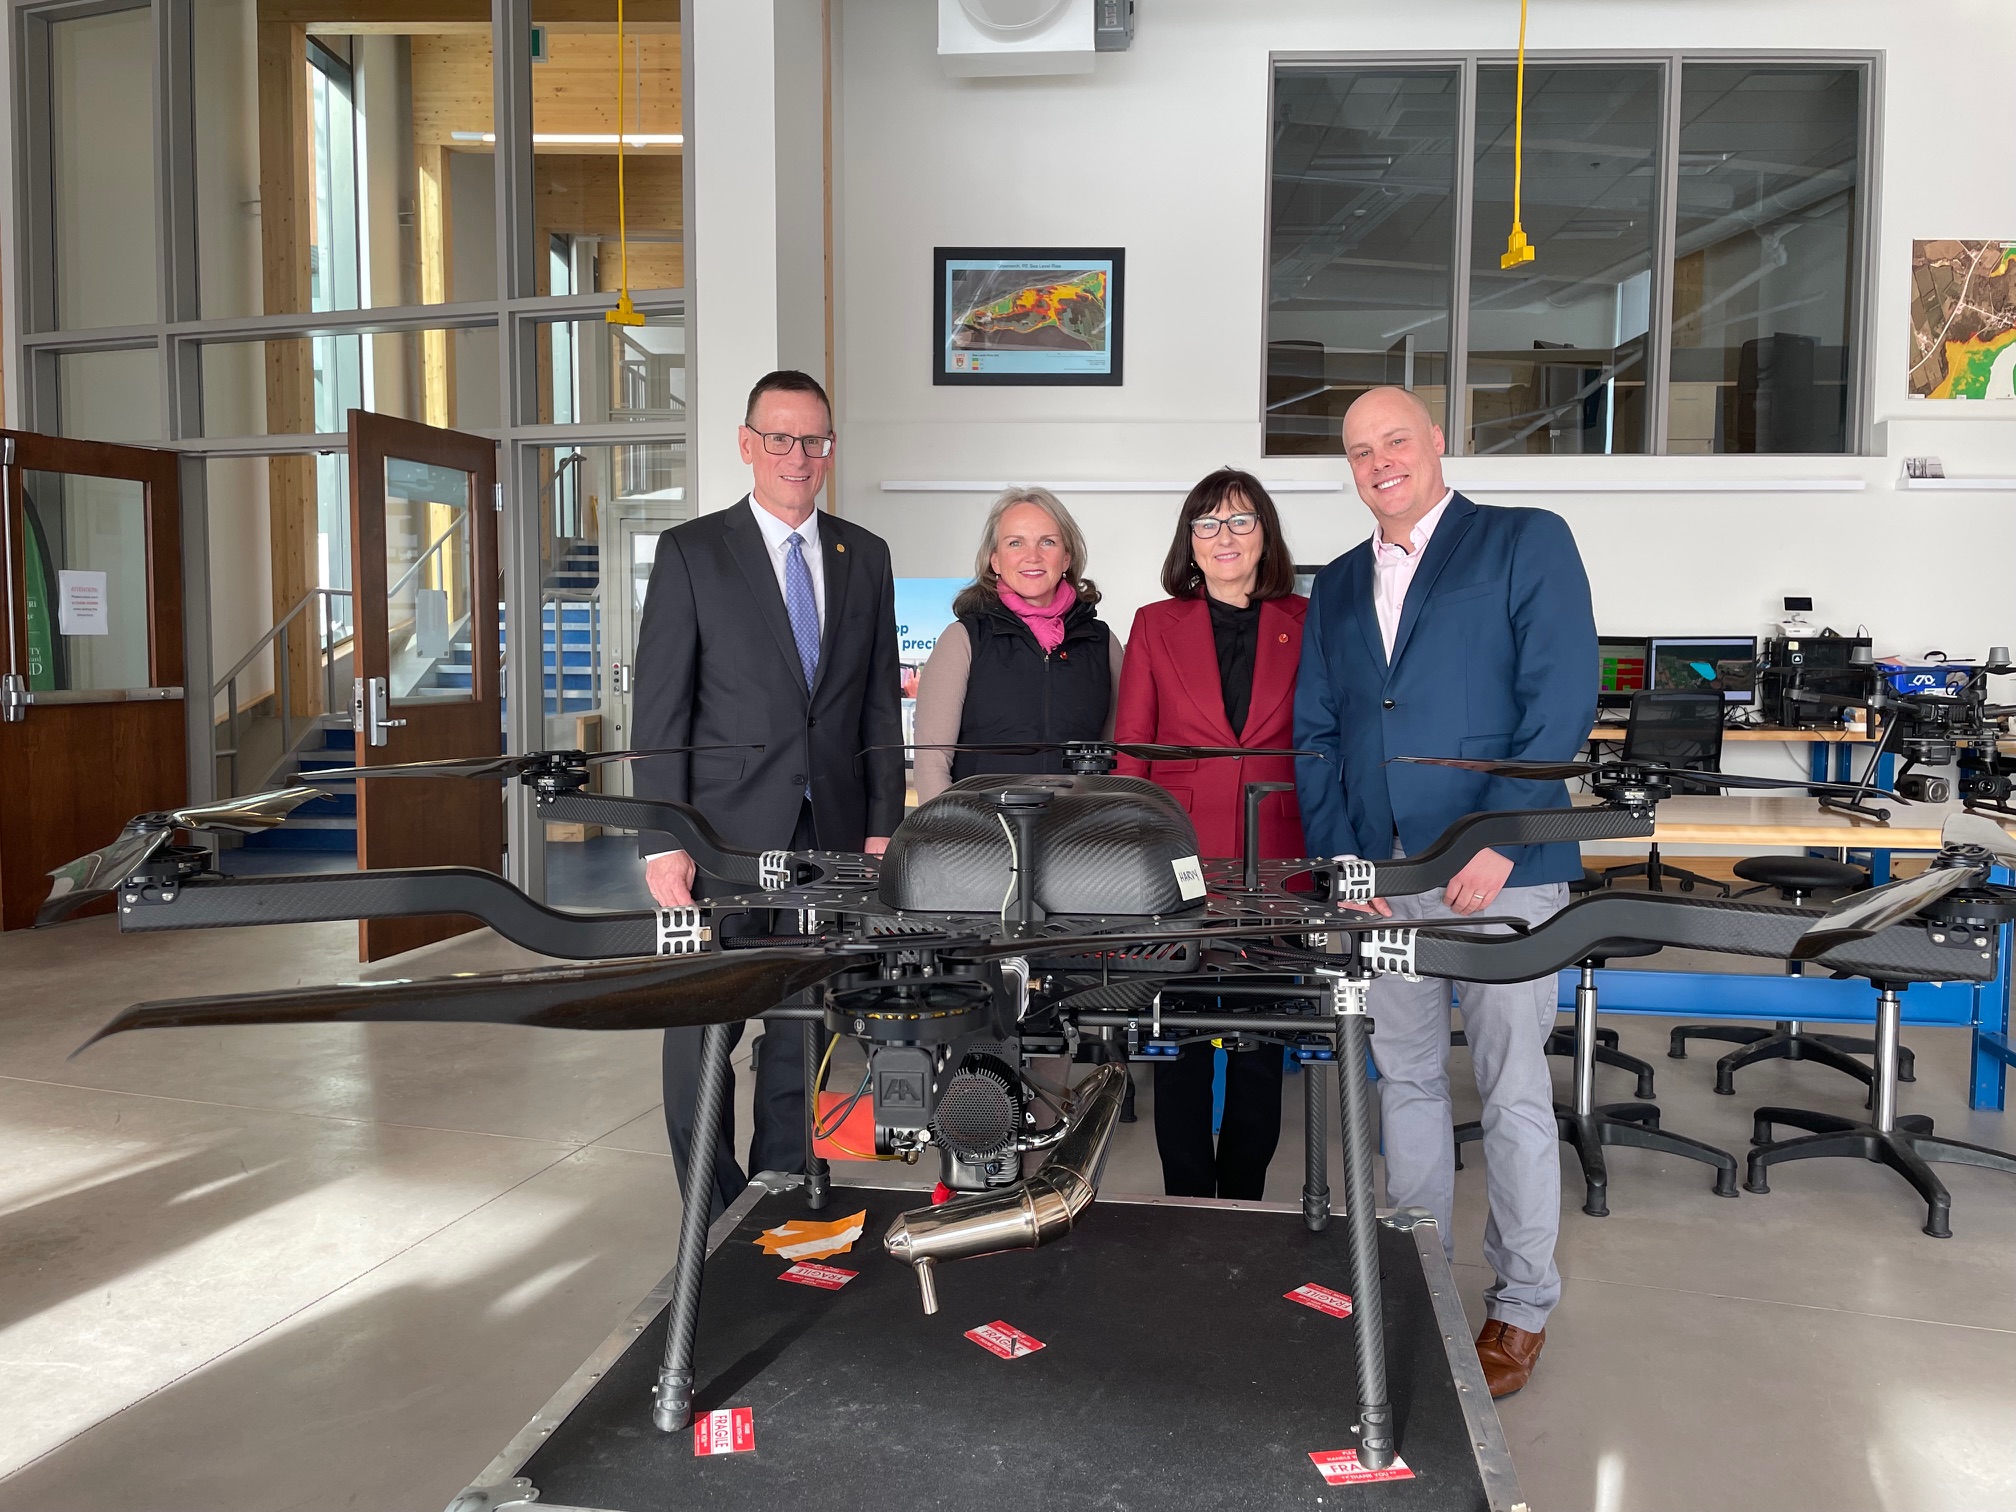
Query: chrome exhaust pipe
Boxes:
[{"xmin": 884, "ymin": 1063, "xmax": 1127, "ymax": 1314}]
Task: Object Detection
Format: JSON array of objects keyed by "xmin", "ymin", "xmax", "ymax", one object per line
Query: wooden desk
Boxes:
[
  {"xmin": 1565, "ymin": 794, "xmax": 2015, "ymax": 1111},
  {"xmin": 1573, "ymin": 793, "xmax": 2015, "ymax": 851},
  {"xmin": 1588, "ymin": 723, "xmax": 1874, "ymax": 743}
]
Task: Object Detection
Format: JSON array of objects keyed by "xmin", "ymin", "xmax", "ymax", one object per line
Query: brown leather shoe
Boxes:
[{"xmin": 1474, "ymin": 1320, "xmax": 1544, "ymax": 1398}]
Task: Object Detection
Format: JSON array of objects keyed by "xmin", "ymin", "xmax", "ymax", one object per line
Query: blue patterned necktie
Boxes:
[{"xmin": 784, "ymin": 531, "xmax": 820, "ymax": 692}]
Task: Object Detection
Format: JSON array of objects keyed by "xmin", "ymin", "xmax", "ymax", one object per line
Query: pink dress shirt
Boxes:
[{"xmin": 1370, "ymin": 490, "xmax": 1455, "ymax": 659}]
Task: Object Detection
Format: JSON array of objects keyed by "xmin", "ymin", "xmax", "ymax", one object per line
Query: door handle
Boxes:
[{"xmin": 354, "ymin": 675, "xmax": 408, "ymax": 747}]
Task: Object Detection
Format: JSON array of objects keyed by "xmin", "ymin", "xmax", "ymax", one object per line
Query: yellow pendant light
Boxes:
[
  {"xmin": 606, "ymin": 0, "xmax": 647, "ymax": 326},
  {"xmin": 1500, "ymin": 0, "xmax": 1536, "ymax": 271}
]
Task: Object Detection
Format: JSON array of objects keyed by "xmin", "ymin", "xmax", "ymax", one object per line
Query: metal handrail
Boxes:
[
  {"xmin": 213, "ymin": 586, "xmax": 354, "ymax": 796},
  {"xmin": 388, "ymin": 507, "xmax": 469, "ymax": 602}
]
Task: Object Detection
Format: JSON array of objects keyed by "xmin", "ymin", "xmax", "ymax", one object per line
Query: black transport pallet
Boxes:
[{"xmin": 448, "ymin": 1178, "xmax": 1523, "ymax": 1512}]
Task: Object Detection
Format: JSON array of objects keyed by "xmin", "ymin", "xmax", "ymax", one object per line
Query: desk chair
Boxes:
[
  {"xmin": 1456, "ymin": 942, "xmax": 1739, "ymax": 1215},
  {"xmin": 1598, "ymin": 691, "xmax": 1732, "ymax": 897},
  {"xmin": 1747, "ymin": 982, "xmax": 2016, "ymax": 1237},
  {"xmin": 1669, "ymin": 855, "xmax": 1916, "ymax": 1098}
]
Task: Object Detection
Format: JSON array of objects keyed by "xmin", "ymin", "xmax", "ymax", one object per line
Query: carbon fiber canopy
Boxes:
[{"xmin": 879, "ymin": 774, "xmax": 1207, "ymax": 916}]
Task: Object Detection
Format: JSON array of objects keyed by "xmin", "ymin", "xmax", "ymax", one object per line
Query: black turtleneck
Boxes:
[{"xmin": 1207, "ymin": 595, "xmax": 1262, "ymax": 736}]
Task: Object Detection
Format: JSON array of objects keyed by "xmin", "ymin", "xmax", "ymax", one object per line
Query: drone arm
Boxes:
[
  {"xmin": 1408, "ymin": 891, "xmax": 1994, "ymax": 985},
  {"xmin": 541, "ymin": 791, "xmax": 770, "ymax": 886},
  {"xmin": 116, "ymin": 868, "xmax": 664, "ymax": 958},
  {"xmin": 1363, "ymin": 807, "xmax": 1653, "ymax": 897}
]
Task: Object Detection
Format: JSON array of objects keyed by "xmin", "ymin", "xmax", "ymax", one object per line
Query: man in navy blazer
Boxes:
[{"xmin": 1295, "ymin": 386, "xmax": 1597, "ymax": 1399}]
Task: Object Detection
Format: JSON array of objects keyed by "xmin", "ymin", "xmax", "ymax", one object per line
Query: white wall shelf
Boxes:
[
  {"xmin": 879, "ymin": 480, "xmax": 1345, "ymax": 494},
  {"xmin": 1899, "ymin": 477, "xmax": 2016, "ymax": 491},
  {"xmin": 1443, "ymin": 477, "xmax": 1868, "ymax": 494}
]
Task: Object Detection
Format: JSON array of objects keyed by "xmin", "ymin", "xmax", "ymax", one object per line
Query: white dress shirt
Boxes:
[
  {"xmin": 1370, "ymin": 489, "xmax": 1454, "ymax": 659},
  {"xmin": 747, "ymin": 495, "xmax": 825, "ymax": 630}
]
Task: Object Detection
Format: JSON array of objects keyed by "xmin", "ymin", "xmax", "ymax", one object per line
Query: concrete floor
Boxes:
[{"xmin": 3, "ymin": 882, "xmax": 2015, "ymax": 1510}]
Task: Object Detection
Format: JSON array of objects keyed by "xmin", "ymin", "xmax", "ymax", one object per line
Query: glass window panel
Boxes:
[
  {"xmin": 48, "ymin": 7, "xmax": 157, "ymax": 330},
  {"xmin": 196, "ymin": 329, "xmax": 501, "ymax": 436},
  {"xmin": 531, "ymin": 312, "xmax": 684, "ymax": 426},
  {"xmin": 530, "ymin": 5, "xmax": 684, "ymax": 299},
  {"xmin": 1667, "ymin": 65, "xmax": 1861, "ymax": 454},
  {"xmin": 384, "ymin": 457, "xmax": 475, "ymax": 705},
  {"xmin": 1267, "ymin": 68, "xmax": 1459, "ymax": 456},
  {"xmin": 192, "ymin": 3, "xmax": 497, "ymax": 319},
  {"xmin": 1467, "ymin": 65, "xmax": 1660, "ymax": 455},
  {"xmin": 19, "ymin": 472, "xmax": 152, "ymax": 692},
  {"xmin": 58, "ymin": 350, "xmax": 162, "ymax": 444}
]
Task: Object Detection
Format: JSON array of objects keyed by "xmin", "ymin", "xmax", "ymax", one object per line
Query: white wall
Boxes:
[{"xmin": 831, "ymin": 0, "xmax": 2016, "ymax": 705}]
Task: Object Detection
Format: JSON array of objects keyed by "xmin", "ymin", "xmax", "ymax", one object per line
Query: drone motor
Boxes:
[{"xmin": 930, "ymin": 1053, "xmax": 1023, "ymax": 1161}]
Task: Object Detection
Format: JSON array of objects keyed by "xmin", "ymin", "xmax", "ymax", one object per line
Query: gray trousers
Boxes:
[{"xmin": 1369, "ymin": 877, "xmax": 1566, "ymax": 1333}]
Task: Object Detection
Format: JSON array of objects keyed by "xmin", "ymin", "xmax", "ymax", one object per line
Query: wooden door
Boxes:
[
  {"xmin": 348, "ymin": 410, "xmax": 502, "ymax": 960},
  {"xmin": 0, "ymin": 433, "xmax": 186, "ymax": 931}
]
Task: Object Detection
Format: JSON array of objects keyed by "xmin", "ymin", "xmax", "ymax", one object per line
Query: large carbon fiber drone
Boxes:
[{"xmin": 41, "ymin": 739, "xmax": 2016, "ymax": 1470}]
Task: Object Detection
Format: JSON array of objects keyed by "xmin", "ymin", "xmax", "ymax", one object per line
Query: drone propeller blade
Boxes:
[
  {"xmin": 1940, "ymin": 810, "xmax": 2016, "ymax": 866},
  {"xmin": 1388, "ymin": 756, "xmax": 1597, "ymax": 782},
  {"xmin": 1668, "ymin": 769, "xmax": 1902, "ymax": 801},
  {"xmin": 305, "ymin": 754, "xmax": 529, "ymax": 781},
  {"xmin": 305, "ymin": 744, "xmax": 763, "ymax": 784},
  {"xmin": 73, "ymin": 946, "xmax": 853, "ymax": 1057},
  {"xmin": 170, "ymin": 787, "xmax": 329, "ymax": 832},
  {"xmin": 880, "ymin": 742, "xmax": 1318, "ymax": 762},
  {"xmin": 39, "ymin": 786, "xmax": 325, "ymax": 925},
  {"xmin": 1789, "ymin": 864, "xmax": 1986, "ymax": 961},
  {"xmin": 40, "ymin": 827, "xmax": 176, "ymax": 923},
  {"xmin": 1114, "ymin": 743, "xmax": 1318, "ymax": 761}
]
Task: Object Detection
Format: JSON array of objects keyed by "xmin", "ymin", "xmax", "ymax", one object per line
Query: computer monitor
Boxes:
[
  {"xmin": 1597, "ymin": 636, "xmax": 1647, "ymax": 710},
  {"xmin": 1647, "ymin": 636, "xmax": 1758, "ymax": 705}
]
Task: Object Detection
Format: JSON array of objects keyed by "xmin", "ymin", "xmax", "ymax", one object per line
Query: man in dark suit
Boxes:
[
  {"xmin": 1294, "ymin": 386, "xmax": 1597, "ymax": 1399},
  {"xmin": 633, "ymin": 369, "xmax": 905, "ymax": 1218}
]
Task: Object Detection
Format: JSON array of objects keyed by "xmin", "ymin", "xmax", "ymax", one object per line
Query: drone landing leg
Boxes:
[
  {"xmin": 653, "ymin": 1019, "xmax": 734, "ymax": 1433},
  {"xmin": 1302, "ymin": 1057, "xmax": 1331, "ymax": 1232},
  {"xmin": 1332, "ymin": 981, "xmax": 1394, "ymax": 1471},
  {"xmin": 804, "ymin": 1021, "xmax": 831, "ymax": 1211}
]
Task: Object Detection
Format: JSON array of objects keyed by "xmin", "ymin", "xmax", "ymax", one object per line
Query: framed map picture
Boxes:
[
  {"xmin": 934, "ymin": 247, "xmax": 1124, "ymax": 386},
  {"xmin": 1909, "ymin": 240, "xmax": 2016, "ymax": 399}
]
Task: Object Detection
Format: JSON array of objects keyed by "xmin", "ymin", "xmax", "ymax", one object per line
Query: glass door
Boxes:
[
  {"xmin": 0, "ymin": 432, "xmax": 185, "ymax": 930},
  {"xmin": 347, "ymin": 409, "xmax": 500, "ymax": 961}
]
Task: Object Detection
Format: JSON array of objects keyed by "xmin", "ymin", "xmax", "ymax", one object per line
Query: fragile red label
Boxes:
[
  {"xmin": 780, "ymin": 1262, "xmax": 857, "ymax": 1291},
  {"xmin": 1310, "ymin": 1450, "xmax": 1414, "ymax": 1486},
  {"xmin": 1286, "ymin": 1282, "xmax": 1354, "ymax": 1318},
  {"xmin": 693, "ymin": 1406, "xmax": 755, "ymax": 1456},
  {"xmin": 965, "ymin": 1321, "xmax": 1045, "ymax": 1359}
]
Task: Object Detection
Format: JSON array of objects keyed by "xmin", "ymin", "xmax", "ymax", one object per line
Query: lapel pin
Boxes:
[
  {"xmin": 835, "ymin": 542, "xmax": 846, "ymax": 553},
  {"xmin": 1278, "ymin": 633, "xmax": 1289, "ymax": 643}
]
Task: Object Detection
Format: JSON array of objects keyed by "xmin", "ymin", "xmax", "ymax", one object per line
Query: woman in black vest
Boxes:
[{"xmin": 913, "ymin": 487, "xmax": 1124, "ymax": 801}]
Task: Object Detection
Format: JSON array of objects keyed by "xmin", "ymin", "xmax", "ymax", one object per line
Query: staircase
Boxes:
[{"xmin": 240, "ymin": 722, "xmax": 358, "ymax": 855}]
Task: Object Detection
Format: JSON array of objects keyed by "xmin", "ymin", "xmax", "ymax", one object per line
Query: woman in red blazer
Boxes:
[{"xmin": 1114, "ymin": 467, "xmax": 1307, "ymax": 1200}]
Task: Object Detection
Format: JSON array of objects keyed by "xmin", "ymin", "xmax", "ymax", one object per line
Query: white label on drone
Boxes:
[{"xmin": 1172, "ymin": 856, "xmax": 1207, "ymax": 900}]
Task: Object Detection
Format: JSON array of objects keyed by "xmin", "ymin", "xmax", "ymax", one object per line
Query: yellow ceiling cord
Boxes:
[
  {"xmin": 606, "ymin": 0, "xmax": 646, "ymax": 326},
  {"xmin": 1500, "ymin": 0, "xmax": 1536, "ymax": 270}
]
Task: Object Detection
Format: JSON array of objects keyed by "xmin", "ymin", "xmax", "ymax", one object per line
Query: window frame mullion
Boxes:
[
  {"xmin": 1445, "ymin": 54, "xmax": 1477, "ymax": 455},
  {"xmin": 1646, "ymin": 53, "xmax": 1684, "ymax": 456}
]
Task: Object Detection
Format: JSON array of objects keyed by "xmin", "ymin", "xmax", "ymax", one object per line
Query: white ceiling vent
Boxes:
[{"xmin": 939, "ymin": 0, "xmax": 1095, "ymax": 77}]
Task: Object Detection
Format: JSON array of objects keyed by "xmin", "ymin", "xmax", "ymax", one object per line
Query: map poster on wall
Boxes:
[
  {"xmin": 1909, "ymin": 240, "xmax": 2016, "ymax": 400},
  {"xmin": 933, "ymin": 247, "xmax": 1124, "ymax": 386}
]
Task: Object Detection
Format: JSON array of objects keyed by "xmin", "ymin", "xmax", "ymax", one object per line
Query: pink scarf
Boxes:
[{"xmin": 1003, "ymin": 578, "xmax": 1077, "ymax": 653}]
